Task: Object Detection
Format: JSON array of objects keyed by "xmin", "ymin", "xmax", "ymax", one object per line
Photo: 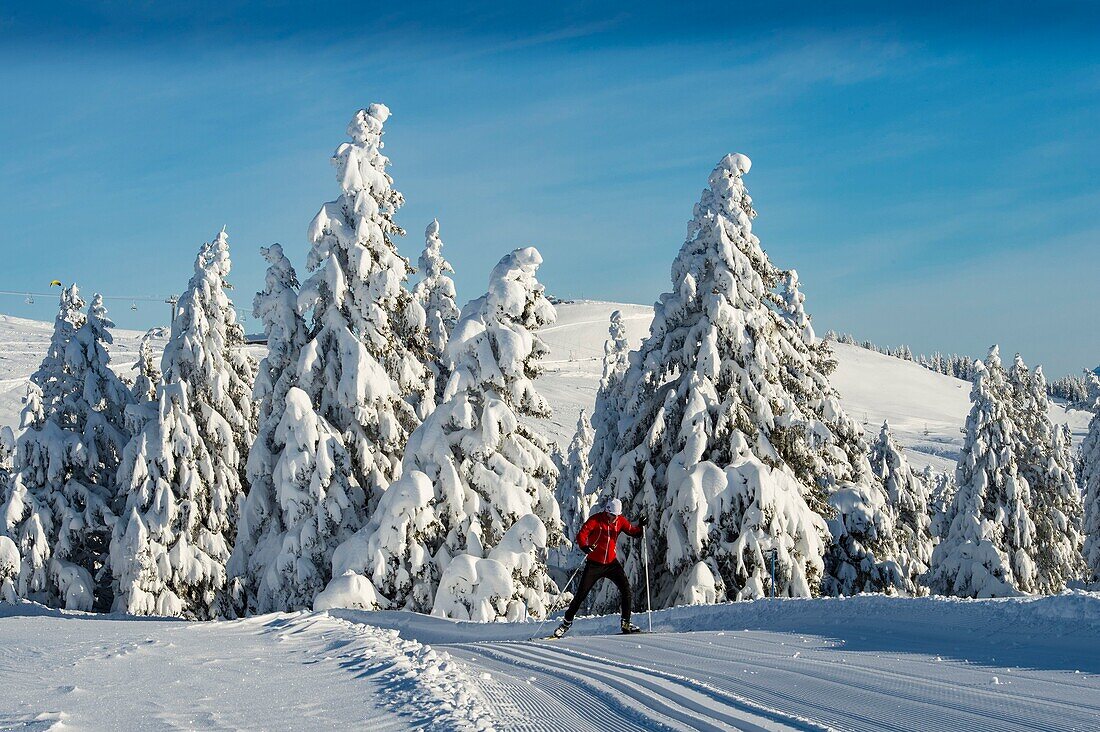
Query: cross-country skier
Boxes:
[{"xmin": 553, "ymin": 497, "xmax": 648, "ymax": 637}]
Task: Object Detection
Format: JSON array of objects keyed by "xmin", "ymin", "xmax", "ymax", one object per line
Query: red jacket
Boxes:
[{"xmin": 576, "ymin": 512, "xmax": 642, "ymax": 564}]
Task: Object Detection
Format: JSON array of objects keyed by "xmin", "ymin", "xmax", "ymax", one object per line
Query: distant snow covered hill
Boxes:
[
  {"xmin": 0, "ymin": 313, "xmax": 154, "ymax": 432},
  {"xmin": 0, "ymin": 302, "xmax": 1091, "ymax": 475},
  {"xmin": 538, "ymin": 301, "xmax": 1094, "ymax": 474}
]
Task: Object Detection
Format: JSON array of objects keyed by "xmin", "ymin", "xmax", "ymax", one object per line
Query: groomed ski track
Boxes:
[{"xmin": 350, "ymin": 592, "xmax": 1100, "ymax": 732}]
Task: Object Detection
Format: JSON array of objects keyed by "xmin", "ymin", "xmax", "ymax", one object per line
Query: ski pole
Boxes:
[
  {"xmin": 642, "ymin": 525, "xmax": 653, "ymax": 633},
  {"xmin": 532, "ymin": 557, "xmax": 585, "ymax": 639}
]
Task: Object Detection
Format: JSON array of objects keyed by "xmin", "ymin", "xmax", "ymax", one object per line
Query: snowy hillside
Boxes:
[
  {"xmin": 0, "ymin": 313, "xmax": 155, "ymax": 431},
  {"xmin": 0, "ymin": 301, "xmax": 1091, "ymax": 472},
  {"xmin": 538, "ymin": 301, "xmax": 1093, "ymax": 473}
]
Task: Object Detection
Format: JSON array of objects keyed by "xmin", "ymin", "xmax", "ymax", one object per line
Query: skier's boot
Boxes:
[
  {"xmin": 552, "ymin": 618, "xmax": 572, "ymax": 639},
  {"xmin": 620, "ymin": 618, "xmax": 642, "ymax": 634}
]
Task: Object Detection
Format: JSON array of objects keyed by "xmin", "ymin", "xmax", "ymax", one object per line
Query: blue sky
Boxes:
[{"xmin": 0, "ymin": 2, "xmax": 1097, "ymax": 375}]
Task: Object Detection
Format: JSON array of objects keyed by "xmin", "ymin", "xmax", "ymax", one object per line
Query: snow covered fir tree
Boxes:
[
  {"xmin": 227, "ymin": 244, "xmax": 365, "ymax": 615},
  {"xmin": 413, "ymin": 219, "xmax": 460, "ymax": 407},
  {"xmin": 0, "ymin": 288, "xmax": 133, "ymax": 611},
  {"xmin": 930, "ymin": 347, "xmax": 1038, "ymax": 598},
  {"xmin": 317, "ymin": 247, "xmax": 563, "ymax": 622},
  {"xmin": 869, "ymin": 421, "xmax": 932, "ymax": 595},
  {"xmin": 595, "ymin": 153, "xmax": 902, "ymax": 609},
  {"xmin": 1008, "ymin": 357, "xmax": 1083, "ymax": 593},
  {"xmin": 296, "ymin": 103, "xmax": 430, "ymax": 516},
  {"xmin": 926, "ymin": 467, "xmax": 957, "ymax": 543},
  {"xmin": 1082, "ymin": 407, "xmax": 1100, "ymax": 584},
  {"xmin": 555, "ymin": 408, "xmax": 595, "ymax": 563},
  {"xmin": 587, "ymin": 309, "xmax": 631, "ymax": 497},
  {"xmin": 130, "ymin": 330, "xmax": 162, "ymax": 404},
  {"xmin": 111, "ymin": 231, "xmax": 256, "ymax": 619}
]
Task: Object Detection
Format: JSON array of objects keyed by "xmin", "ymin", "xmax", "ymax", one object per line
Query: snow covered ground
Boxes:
[
  {"xmin": 1, "ymin": 302, "xmax": 1098, "ymax": 730},
  {"xmin": 4, "ymin": 593, "xmax": 1099, "ymax": 730}
]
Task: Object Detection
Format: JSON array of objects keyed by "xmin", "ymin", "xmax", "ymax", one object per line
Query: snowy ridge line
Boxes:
[{"xmin": 267, "ymin": 611, "xmax": 496, "ymax": 731}]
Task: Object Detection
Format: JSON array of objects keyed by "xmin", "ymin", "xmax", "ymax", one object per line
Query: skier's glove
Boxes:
[
  {"xmin": 636, "ymin": 515, "xmax": 649, "ymax": 527},
  {"xmin": 579, "ymin": 545, "xmax": 594, "ymax": 555}
]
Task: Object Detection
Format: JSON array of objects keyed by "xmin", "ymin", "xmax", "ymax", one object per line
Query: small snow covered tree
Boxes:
[
  {"xmin": 926, "ymin": 467, "xmax": 957, "ymax": 543},
  {"xmin": 587, "ymin": 309, "xmax": 631, "ymax": 498},
  {"xmin": 130, "ymin": 331, "xmax": 163, "ymax": 403},
  {"xmin": 0, "ymin": 534, "xmax": 17, "ymax": 603},
  {"xmin": 869, "ymin": 421, "xmax": 932, "ymax": 595},
  {"xmin": 930, "ymin": 347, "xmax": 1037, "ymax": 597},
  {"xmin": 1080, "ymin": 407, "xmax": 1100, "ymax": 584},
  {"xmin": 112, "ymin": 231, "xmax": 255, "ymax": 619},
  {"xmin": 556, "ymin": 409, "xmax": 596, "ymax": 558},
  {"xmin": 1009, "ymin": 358, "xmax": 1083, "ymax": 593},
  {"xmin": 778, "ymin": 269, "xmax": 816, "ymax": 349},
  {"xmin": 228, "ymin": 245, "xmax": 365, "ymax": 615},
  {"xmin": 824, "ymin": 481, "xmax": 906, "ymax": 596},
  {"xmin": 2, "ymin": 290, "xmax": 133, "ymax": 611},
  {"xmin": 321, "ymin": 248, "xmax": 563, "ymax": 620},
  {"xmin": 297, "ymin": 103, "xmax": 429, "ymax": 514},
  {"xmin": 228, "ymin": 242, "xmax": 306, "ymax": 614},
  {"xmin": 413, "ymin": 219, "xmax": 460, "ymax": 406},
  {"xmin": 0, "ymin": 426, "xmax": 13, "ymax": 492},
  {"xmin": 602, "ymin": 154, "xmax": 895, "ymax": 609},
  {"xmin": 111, "ymin": 384, "xmax": 218, "ymax": 618},
  {"xmin": 30, "ymin": 285, "xmax": 86, "ymax": 412}
]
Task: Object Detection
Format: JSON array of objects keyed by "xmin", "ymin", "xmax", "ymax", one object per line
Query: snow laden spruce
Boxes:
[
  {"xmin": 1008, "ymin": 356, "xmax": 1084, "ymax": 593},
  {"xmin": 130, "ymin": 330, "xmax": 162, "ymax": 404},
  {"xmin": 926, "ymin": 467, "xmax": 957, "ymax": 543},
  {"xmin": 1, "ymin": 288, "xmax": 133, "ymax": 611},
  {"xmin": 930, "ymin": 347, "xmax": 1037, "ymax": 597},
  {"xmin": 317, "ymin": 247, "xmax": 563, "ymax": 622},
  {"xmin": 111, "ymin": 231, "xmax": 256, "ymax": 619},
  {"xmin": 413, "ymin": 219, "xmax": 460, "ymax": 408},
  {"xmin": 587, "ymin": 309, "xmax": 631, "ymax": 496},
  {"xmin": 296, "ymin": 104, "xmax": 429, "ymax": 518},
  {"xmin": 594, "ymin": 153, "xmax": 903, "ymax": 610},
  {"xmin": 1079, "ymin": 404, "xmax": 1100, "ymax": 584},
  {"xmin": 228, "ymin": 244, "xmax": 365, "ymax": 615},
  {"xmin": 869, "ymin": 421, "xmax": 933, "ymax": 595},
  {"xmin": 555, "ymin": 408, "xmax": 596, "ymax": 564},
  {"xmin": 930, "ymin": 347, "xmax": 1085, "ymax": 598}
]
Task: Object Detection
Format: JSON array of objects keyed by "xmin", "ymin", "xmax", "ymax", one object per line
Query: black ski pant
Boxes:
[{"xmin": 564, "ymin": 559, "xmax": 631, "ymax": 623}]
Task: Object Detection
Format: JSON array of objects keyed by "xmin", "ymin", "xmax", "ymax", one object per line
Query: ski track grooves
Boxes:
[
  {"xmin": 449, "ymin": 637, "xmax": 819, "ymax": 732},
  {"xmin": 664, "ymin": 633, "xmax": 1100, "ymax": 732}
]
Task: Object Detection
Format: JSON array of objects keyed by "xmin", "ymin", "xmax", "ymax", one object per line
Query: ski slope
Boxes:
[
  {"xmin": 0, "ymin": 313, "xmax": 152, "ymax": 432},
  {"xmin": 537, "ymin": 301, "xmax": 1093, "ymax": 472},
  {"xmin": 1, "ymin": 303, "xmax": 1098, "ymax": 730}
]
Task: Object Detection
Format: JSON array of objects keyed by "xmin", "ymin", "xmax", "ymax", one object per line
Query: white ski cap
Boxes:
[{"xmin": 606, "ymin": 498, "xmax": 622, "ymax": 516}]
